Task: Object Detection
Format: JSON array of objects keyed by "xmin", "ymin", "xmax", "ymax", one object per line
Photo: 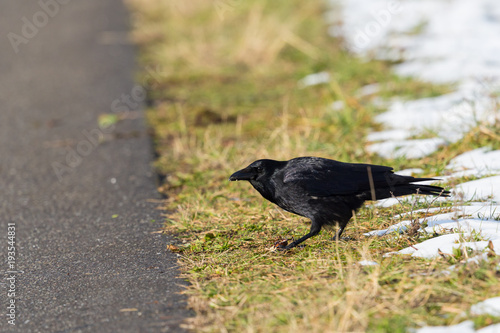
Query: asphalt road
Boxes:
[{"xmin": 0, "ymin": 1, "xmax": 191, "ymax": 332}]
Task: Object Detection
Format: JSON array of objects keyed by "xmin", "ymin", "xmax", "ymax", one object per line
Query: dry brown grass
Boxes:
[{"xmin": 127, "ymin": 0, "xmax": 322, "ymax": 76}]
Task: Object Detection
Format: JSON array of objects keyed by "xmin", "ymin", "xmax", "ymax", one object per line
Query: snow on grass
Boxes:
[
  {"xmin": 414, "ymin": 321, "xmax": 500, "ymax": 333},
  {"xmin": 331, "ymin": 0, "xmax": 500, "ymax": 158},
  {"xmin": 476, "ymin": 323, "xmax": 500, "ymax": 333},
  {"xmin": 365, "ymin": 129, "xmax": 409, "ymax": 142},
  {"xmin": 369, "ymin": 204, "xmax": 500, "ymax": 233},
  {"xmin": 414, "ymin": 298, "xmax": 500, "ymax": 332},
  {"xmin": 329, "ymin": 0, "xmax": 500, "ymax": 82},
  {"xmin": 365, "ymin": 84, "xmax": 499, "ymax": 157},
  {"xmin": 375, "ymin": 193, "xmax": 447, "ymax": 208},
  {"xmin": 366, "ymin": 137, "xmax": 447, "ymax": 159},
  {"xmin": 470, "ymin": 297, "xmax": 500, "ymax": 317},
  {"xmin": 395, "ymin": 168, "xmax": 423, "ymax": 176},
  {"xmin": 413, "ymin": 320, "xmax": 475, "ymax": 333},
  {"xmin": 358, "ymin": 260, "xmax": 379, "ymax": 266},
  {"xmin": 367, "ymin": 204, "xmax": 500, "ymax": 258},
  {"xmin": 446, "ymin": 149, "xmax": 500, "ymax": 201},
  {"xmin": 356, "ymin": 83, "xmax": 380, "ymax": 97},
  {"xmin": 454, "ymin": 176, "xmax": 500, "ymax": 202},
  {"xmin": 446, "ymin": 148, "xmax": 500, "ymax": 178},
  {"xmin": 399, "ymin": 233, "xmax": 498, "ymax": 259},
  {"xmin": 298, "ymin": 71, "xmax": 330, "ymax": 88}
]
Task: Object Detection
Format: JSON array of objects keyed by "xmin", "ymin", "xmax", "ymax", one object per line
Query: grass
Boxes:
[{"xmin": 125, "ymin": 0, "xmax": 500, "ymax": 331}]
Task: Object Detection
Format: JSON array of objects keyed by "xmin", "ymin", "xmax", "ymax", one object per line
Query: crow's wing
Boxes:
[{"xmin": 282, "ymin": 158, "xmax": 394, "ymax": 197}]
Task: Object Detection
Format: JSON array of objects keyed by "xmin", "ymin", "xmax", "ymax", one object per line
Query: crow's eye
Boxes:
[{"xmin": 256, "ymin": 167, "xmax": 263, "ymax": 173}]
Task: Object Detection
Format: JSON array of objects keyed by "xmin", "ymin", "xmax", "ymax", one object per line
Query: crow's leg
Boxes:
[
  {"xmin": 331, "ymin": 218, "xmax": 353, "ymax": 241},
  {"xmin": 332, "ymin": 226, "xmax": 345, "ymax": 241},
  {"xmin": 280, "ymin": 221, "xmax": 322, "ymax": 250},
  {"xmin": 331, "ymin": 228, "xmax": 352, "ymax": 241}
]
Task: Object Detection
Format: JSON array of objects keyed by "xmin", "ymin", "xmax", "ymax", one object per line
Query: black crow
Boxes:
[{"xmin": 229, "ymin": 157, "xmax": 449, "ymax": 250}]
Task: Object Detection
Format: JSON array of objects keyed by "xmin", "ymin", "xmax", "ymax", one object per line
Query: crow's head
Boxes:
[{"xmin": 229, "ymin": 159, "xmax": 282, "ymax": 182}]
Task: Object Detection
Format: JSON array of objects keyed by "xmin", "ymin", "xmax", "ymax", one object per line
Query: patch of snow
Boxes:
[
  {"xmin": 366, "ymin": 129, "xmax": 411, "ymax": 142},
  {"xmin": 372, "ymin": 86, "xmax": 498, "ymax": 143},
  {"xmin": 374, "ymin": 195, "xmax": 438, "ymax": 209},
  {"xmin": 470, "ymin": 297, "xmax": 500, "ymax": 317},
  {"xmin": 401, "ymin": 233, "xmax": 500, "ymax": 259},
  {"xmin": 392, "ymin": 207, "xmax": 448, "ymax": 220},
  {"xmin": 395, "ymin": 168, "xmax": 424, "ymax": 176},
  {"xmin": 365, "ymin": 219, "xmax": 412, "ymax": 237},
  {"xmin": 454, "ymin": 176, "xmax": 500, "ymax": 202},
  {"xmin": 298, "ymin": 72, "xmax": 330, "ymax": 88},
  {"xmin": 417, "ymin": 320, "xmax": 500, "ymax": 333},
  {"xmin": 446, "ymin": 148, "xmax": 500, "ymax": 177},
  {"xmin": 374, "ymin": 197, "xmax": 402, "ymax": 208},
  {"xmin": 413, "ymin": 320, "xmax": 475, "ymax": 333},
  {"xmin": 331, "ymin": 100, "xmax": 345, "ymax": 111},
  {"xmin": 331, "ymin": 0, "xmax": 500, "ymax": 83},
  {"xmin": 330, "ymin": 0, "xmax": 500, "ymax": 159},
  {"xmin": 358, "ymin": 260, "xmax": 379, "ymax": 266},
  {"xmin": 356, "ymin": 83, "xmax": 380, "ymax": 97},
  {"xmin": 367, "ymin": 204, "xmax": 500, "ymax": 258},
  {"xmin": 477, "ymin": 323, "xmax": 500, "ymax": 333},
  {"xmin": 441, "ymin": 170, "xmax": 496, "ymax": 183},
  {"xmin": 374, "ymin": 192, "xmax": 448, "ymax": 209},
  {"xmin": 366, "ymin": 138, "xmax": 447, "ymax": 159},
  {"xmin": 365, "ymin": 85, "xmax": 499, "ymax": 158}
]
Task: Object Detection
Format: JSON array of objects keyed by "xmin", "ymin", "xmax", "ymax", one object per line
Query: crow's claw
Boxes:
[{"xmin": 274, "ymin": 239, "xmax": 288, "ymax": 249}]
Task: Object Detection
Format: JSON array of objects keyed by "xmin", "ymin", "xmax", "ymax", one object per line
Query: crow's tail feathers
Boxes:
[
  {"xmin": 411, "ymin": 183, "xmax": 450, "ymax": 197},
  {"xmin": 383, "ymin": 184, "xmax": 450, "ymax": 199},
  {"xmin": 375, "ymin": 176, "xmax": 450, "ymax": 199},
  {"xmin": 407, "ymin": 176, "xmax": 450, "ymax": 197}
]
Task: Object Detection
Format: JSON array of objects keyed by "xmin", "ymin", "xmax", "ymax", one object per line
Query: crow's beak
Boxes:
[{"xmin": 229, "ymin": 167, "xmax": 254, "ymax": 181}]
